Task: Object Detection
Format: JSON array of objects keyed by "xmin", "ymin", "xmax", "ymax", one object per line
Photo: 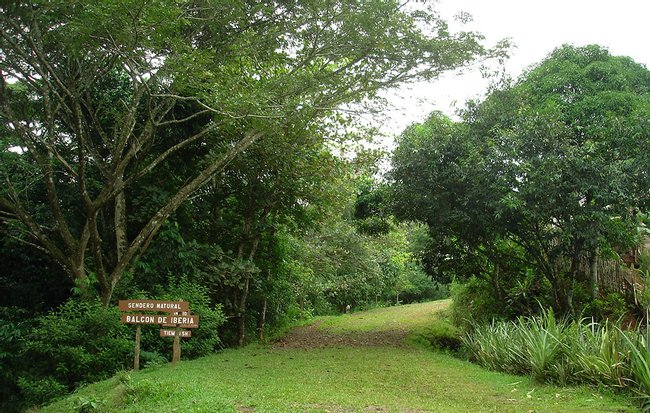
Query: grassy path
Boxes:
[{"xmin": 39, "ymin": 300, "xmax": 638, "ymax": 412}]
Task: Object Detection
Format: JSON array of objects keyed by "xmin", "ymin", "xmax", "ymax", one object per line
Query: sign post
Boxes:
[
  {"xmin": 118, "ymin": 300, "xmax": 198, "ymax": 369},
  {"xmin": 172, "ymin": 325, "xmax": 181, "ymax": 365},
  {"xmin": 134, "ymin": 325, "xmax": 141, "ymax": 371}
]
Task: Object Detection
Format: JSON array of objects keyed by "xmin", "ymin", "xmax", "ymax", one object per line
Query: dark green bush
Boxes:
[
  {"xmin": 0, "ymin": 307, "xmax": 35, "ymax": 413},
  {"xmin": 16, "ymin": 377, "xmax": 67, "ymax": 406},
  {"xmin": 450, "ymin": 277, "xmax": 509, "ymax": 329},
  {"xmin": 401, "ymin": 267, "xmax": 450, "ymax": 304},
  {"xmin": 420, "ymin": 322, "xmax": 461, "ymax": 351},
  {"xmin": 141, "ymin": 278, "xmax": 226, "ymax": 359},
  {"xmin": 19, "ymin": 299, "xmax": 132, "ymax": 407},
  {"xmin": 584, "ymin": 292, "xmax": 629, "ymax": 321},
  {"xmin": 15, "ymin": 280, "xmax": 225, "ymax": 409}
]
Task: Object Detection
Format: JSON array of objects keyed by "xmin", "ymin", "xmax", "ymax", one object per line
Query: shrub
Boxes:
[
  {"xmin": 450, "ymin": 278, "xmax": 509, "ymax": 329},
  {"xmin": 584, "ymin": 293, "xmax": 629, "ymax": 321},
  {"xmin": 16, "ymin": 376, "xmax": 67, "ymax": 406},
  {"xmin": 141, "ymin": 278, "xmax": 226, "ymax": 359},
  {"xmin": 0, "ymin": 307, "xmax": 36, "ymax": 413},
  {"xmin": 411, "ymin": 313, "xmax": 462, "ymax": 351},
  {"xmin": 14, "ymin": 280, "xmax": 225, "ymax": 409},
  {"xmin": 401, "ymin": 270, "xmax": 450, "ymax": 304},
  {"xmin": 421, "ymin": 322, "xmax": 462, "ymax": 351},
  {"xmin": 20, "ymin": 299, "xmax": 132, "ymax": 407}
]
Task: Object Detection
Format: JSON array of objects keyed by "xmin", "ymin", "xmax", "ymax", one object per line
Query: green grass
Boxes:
[
  {"xmin": 37, "ymin": 300, "xmax": 638, "ymax": 413},
  {"xmin": 319, "ymin": 299, "xmax": 451, "ymax": 333}
]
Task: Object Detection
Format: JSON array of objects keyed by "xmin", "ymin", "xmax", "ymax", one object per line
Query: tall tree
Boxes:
[
  {"xmin": 391, "ymin": 45, "xmax": 650, "ymax": 314},
  {"xmin": 0, "ymin": 0, "xmax": 500, "ymax": 304}
]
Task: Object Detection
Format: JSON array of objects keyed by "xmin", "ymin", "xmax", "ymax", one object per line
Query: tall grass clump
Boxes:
[
  {"xmin": 564, "ymin": 319, "xmax": 627, "ymax": 387},
  {"xmin": 622, "ymin": 327, "xmax": 650, "ymax": 410},
  {"xmin": 518, "ymin": 309, "xmax": 564, "ymax": 382},
  {"xmin": 461, "ymin": 309, "xmax": 565, "ymax": 382},
  {"xmin": 461, "ymin": 312, "xmax": 650, "ymax": 411},
  {"xmin": 461, "ymin": 321, "xmax": 526, "ymax": 374}
]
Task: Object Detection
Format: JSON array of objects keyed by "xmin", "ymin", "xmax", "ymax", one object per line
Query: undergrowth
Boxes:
[{"xmin": 462, "ymin": 309, "xmax": 650, "ymax": 411}]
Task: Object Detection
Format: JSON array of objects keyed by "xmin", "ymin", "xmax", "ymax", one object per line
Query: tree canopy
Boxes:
[
  {"xmin": 0, "ymin": 0, "xmax": 500, "ymax": 304},
  {"xmin": 391, "ymin": 45, "xmax": 650, "ymax": 314}
]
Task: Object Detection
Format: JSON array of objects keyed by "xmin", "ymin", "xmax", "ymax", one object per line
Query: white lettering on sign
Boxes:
[
  {"xmin": 121, "ymin": 314, "xmax": 171, "ymax": 324},
  {"xmin": 118, "ymin": 300, "xmax": 189, "ymax": 312},
  {"xmin": 126, "ymin": 315, "xmax": 155, "ymax": 323},
  {"xmin": 156, "ymin": 303, "xmax": 182, "ymax": 310},
  {"xmin": 160, "ymin": 329, "xmax": 191, "ymax": 338},
  {"xmin": 169, "ymin": 316, "xmax": 195, "ymax": 325},
  {"xmin": 128, "ymin": 302, "xmax": 155, "ymax": 309}
]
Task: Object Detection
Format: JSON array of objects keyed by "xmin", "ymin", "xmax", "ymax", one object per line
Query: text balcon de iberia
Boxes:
[{"xmin": 123, "ymin": 315, "xmax": 198, "ymax": 324}]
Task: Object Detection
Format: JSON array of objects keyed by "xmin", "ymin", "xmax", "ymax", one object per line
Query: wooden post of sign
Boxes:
[
  {"xmin": 134, "ymin": 325, "xmax": 141, "ymax": 371},
  {"xmin": 172, "ymin": 324, "xmax": 181, "ymax": 365}
]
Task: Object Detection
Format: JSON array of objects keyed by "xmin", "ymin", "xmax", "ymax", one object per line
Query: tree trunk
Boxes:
[
  {"xmin": 552, "ymin": 275, "xmax": 574, "ymax": 316},
  {"xmin": 257, "ymin": 298, "xmax": 267, "ymax": 342},
  {"xmin": 237, "ymin": 274, "xmax": 250, "ymax": 347},
  {"xmin": 491, "ymin": 264, "xmax": 504, "ymax": 301},
  {"xmin": 547, "ymin": 273, "xmax": 565, "ymax": 315},
  {"xmin": 237, "ymin": 234, "xmax": 261, "ymax": 347},
  {"xmin": 114, "ymin": 176, "xmax": 128, "ymax": 263},
  {"xmin": 590, "ymin": 249, "xmax": 599, "ymax": 299},
  {"xmin": 566, "ymin": 282, "xmax": 574, "ymax": 315}
]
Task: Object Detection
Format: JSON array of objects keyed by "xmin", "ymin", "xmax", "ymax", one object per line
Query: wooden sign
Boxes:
[
  {"xmin": 118, "ymin": 300, "xmax": 189, "ymax": 312},
  {"xmin": 119, "ymin": 299, "xmax": 199, "ymax": 369},
  {"xmin": 121, "ymin": 314, "xmax": 199, "ymax": 327},
  {"xmin": 160, "ymin": 329, "xmax": 191, "ymax": 338}
]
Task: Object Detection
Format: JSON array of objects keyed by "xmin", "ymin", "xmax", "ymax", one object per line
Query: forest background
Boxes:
[{"xmin": 1, "ymin": 1, "xmax": 648, "ymax": 412}]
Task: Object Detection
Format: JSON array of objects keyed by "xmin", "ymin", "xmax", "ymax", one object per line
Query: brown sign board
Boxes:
[
  {"xmin": 160, "ymin": 329, "xmax": 191, "ymax": 338},
  {"xmin": 121, "ymin": 314, "xmax": 199, "ymax": 328},
  {"xmin": 118, "ymin": 300, "xmax": 189, "ymax": 312}
]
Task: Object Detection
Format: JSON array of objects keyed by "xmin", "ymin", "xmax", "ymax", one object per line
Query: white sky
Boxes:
[{"xmin": 374, "ymin": 0, "xmax": 650, "ymax": 142}]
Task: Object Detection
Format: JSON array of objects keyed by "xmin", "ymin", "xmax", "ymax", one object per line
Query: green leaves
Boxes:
[{"xmin": 391, "ymin": 44, "xmax": 650, "ymax": 314}]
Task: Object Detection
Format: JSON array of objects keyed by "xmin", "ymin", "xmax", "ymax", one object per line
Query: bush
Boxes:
[
  {"xmin": 19, "ymin": 299, "xmax": 132, "ymax": 407},
  {"xmin": 0, "ymin": 307, "xmax": 36, "ymax": 413},
  {"xmin": 450, "ymin": 278, "xmax": 509, "ymax": 329},
  {"xmin": 15, "ymin": 280, "xmax": 225, "ymax": 409},
  {"xmin": 401, "ymin": 268, "xmax": 449, "ymax": 304},
  {"xmin": 584, "ymin": 293, "xmax": 629, "ymax": 321},
  {"xmin": 17, "ymin": 377, "xmax": 68, "ymax": 406},
  {"xmin": 412, "ymin": 316, "xmax": 462, "ymax": 351},
  {"xmin": 142, "ymin": 278, "xmax": 226, "ymax": 359}
]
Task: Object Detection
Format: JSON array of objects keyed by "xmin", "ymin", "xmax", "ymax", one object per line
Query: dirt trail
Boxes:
[{"xmin": 272, "ymin": 319, "xmax": 411, "ymax": 349}]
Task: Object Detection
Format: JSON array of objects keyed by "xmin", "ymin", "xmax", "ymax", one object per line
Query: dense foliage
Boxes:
[
  {"xmin": 0, "ymin": 0, "xmax": 494, "ymax": 409},
  {"xmin": 391, "ymin": 45, "xmax": 650, "ymax": 320},
  {"xmin": 6, "ymin": 0, "xmax": 648, "ymax": 410},
  {"xmin": 0, "ymin": 0, "xmax": 496, "ymax": 306}
]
